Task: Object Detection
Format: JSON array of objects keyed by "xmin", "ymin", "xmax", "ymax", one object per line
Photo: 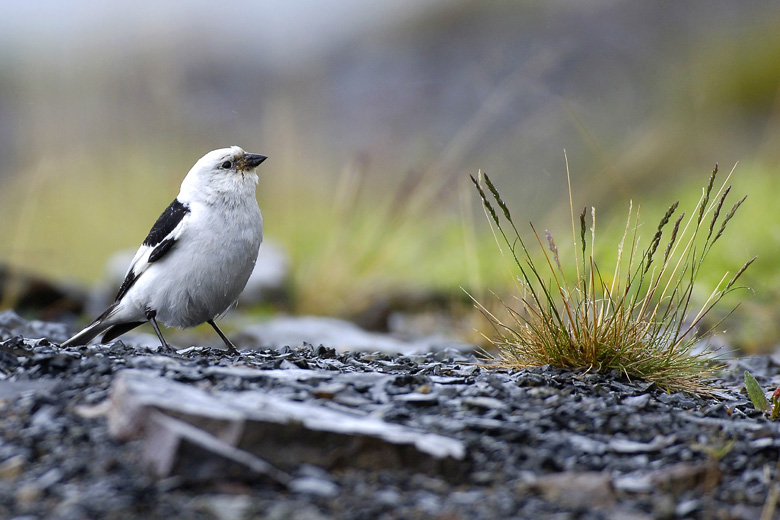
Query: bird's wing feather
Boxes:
[
  {"xmin": 114, "ymin": 198, "xmax": 191, "ymax": 301},
  {"xmin": 142, "ymin": 198, "xmax": 191, "ymax": 247}
]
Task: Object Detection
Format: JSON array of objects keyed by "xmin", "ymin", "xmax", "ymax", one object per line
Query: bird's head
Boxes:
[{"xmin": 180, "ymin": 146, "xmax": 267, "ymax": 201}]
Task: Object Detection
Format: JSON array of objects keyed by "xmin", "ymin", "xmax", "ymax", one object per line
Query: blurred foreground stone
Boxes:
[
  {"xmin": 238, "ymin": 315, "xmax": 472, "ymax": 355},
  {"xmin": 0, "ymin": 309, "xmax": 70, "ymax": 344},
  {"xmin": 108, "ymin": 369, "xmax": 466, "ymax": 483},
  {"xmin": 239, "ymin": 239, "xmax": 290, "ymax": 306}
]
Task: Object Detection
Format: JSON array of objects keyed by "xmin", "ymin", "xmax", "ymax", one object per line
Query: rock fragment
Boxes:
[
  {"xmin": 608, "ymin": 435, "xmax": 676, "ymax": 454},
  {"xmin": 239, "ymin": 239, "xmax": 290, "ymax": 306},
  {"xmin": 142, "ymin": 411, "xmax": 290, "ymax": 485},
  {"xmin": 0, "ymin": 379, "xmax": 58, "ymax": 404},
  {"xmin": 237, "ymin": 315, "xmax": 472, "ymax": 354},
  {"xmin": 0, "ymin": 454, "xmax": 26, "ymax": 481},
  {"xmin": 108, "ymin": 369, "xmax": 466, "ymax": 481},
  {"xmin": 650, "ymin": 462, "xmax": 721, "ymax": 495},
  {"xmin": 533, "ymin": 471, "xmax": 615, "ymax": 510}
]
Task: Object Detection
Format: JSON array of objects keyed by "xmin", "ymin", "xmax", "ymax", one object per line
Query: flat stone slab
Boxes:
[{"xmin": 108, "ymin": 369, "xmax": 466, "ymax": 480}]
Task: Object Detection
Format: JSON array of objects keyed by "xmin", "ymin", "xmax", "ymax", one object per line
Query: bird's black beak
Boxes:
[{"xmin": 240, "ymin": 153, "xmax": 267, "ymax": 170}]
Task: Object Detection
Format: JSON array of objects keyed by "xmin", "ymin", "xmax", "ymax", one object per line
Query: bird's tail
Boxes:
[
  {"xmin": 61, "ymin": 322, "xmax": 108, "ymax": 347},
  {"xmin": 60, "ymin": 303, "xmax": 119, "ymax": 347},
  {"xmin": 61, "ymin": 318, "xmax": 112, "ymax": 347}
]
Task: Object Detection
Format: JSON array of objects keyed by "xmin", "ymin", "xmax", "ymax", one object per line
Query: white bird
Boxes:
[{"xmin": 62, "ymin": 146, "xmax": 267, "ymax": 353}]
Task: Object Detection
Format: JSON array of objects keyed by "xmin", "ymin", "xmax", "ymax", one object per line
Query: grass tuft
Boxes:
[{"xmin": 471, "ymin": 163, "xmax": 754, "ymax": 396}]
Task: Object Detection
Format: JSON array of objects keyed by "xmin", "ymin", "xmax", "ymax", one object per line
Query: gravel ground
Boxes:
[{"xmin": 0, "ymin": 311, "xmax": 779, "ymax": 520}]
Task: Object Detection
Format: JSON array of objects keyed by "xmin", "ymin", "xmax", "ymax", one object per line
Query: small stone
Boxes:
[
  {"xmin": 449, "ymin": 489, "xmax": 483, "ymax": 505},
  {"xmin": 0, "ymin": 379, "xmax": 58, "ymax": 404},
  {"xmin": 289, "ymin": 476, "xmax": 340, "ymax": 497},
  {"xmin": 675, "ymin": 498, "xmax": 700, "ymax": 517},
  {"xmin": 0, "ymin": 454, "xmax": 26, "ymax": 481},
  {"xmin": 417, "ymin": 384, "xmax": 432, "ymax": 394},
  {"xmin": 622, "ymin": 394, "xmax": 650, "ymax": 409},
  {"xmin": 311, "ymin": 383, "xmax": 347, "ymax": 399},
  {"xmin": 393, "ymin": 393, "xmax": 440, "ymax": 406},
  {"xmin": 534, "ymin": 471, "xmax": 615, "ymax": 510},
  {"xmin": 613, "ymin": 473, "xmax": 654, "ymax": 493},
  {"xmin": 652, "ymin": 495, "xmax": 677, "ymax": 519},
  {"xmin": 462, "ymin": 396, "xmax": 508, "ymax": 411},
  {"xmin": 609, "ymin": 435, "xmax": 675, "ymax": 454},
  {"xmin": 15, "ymin": 482, "xmax": 43, "ymax": 507},
  {"xmin": 651, "ymin": 462, "xmax": 721, "ymax": 494},
  {"xmin": 568, "ymin": 434, "xmax": 608, "ymax": 455},
  {"xmin": 74, "ymin": 400, "xmax": 112, "ymax": 419},
  {"xmin": 750, "ymin": 438, "xmax": 774, "ymax": 449},
  {"xmin": 655, "ymin": 392, "xmax": 695, "ymax": 408},
  {"xmin": 609, "ymin": 381, "xmax": 639, "ymax": 393},
  {"xmin": 374, "ymin": 488, "xmax": 401, "ymax": 505},
  {"xmin": 30, "ymin": 405, "xmax": 59, "ymax": 431},
  {"xmin": 35, "ymin": 468, "xmax": 63, "ymax": 489},
  {"xmin": 607, "ymin": 507, "xmax": 654, "ymax": 520},
  {"xmin": 729, "ymin": 504, "xmax": 764, "ymax": 520},
  {"xmin": 0, "ymin": 309, "xmax": 26, "ymax": 329},
  {"xmin": 192, "ymin": 494, "xmax": 253, "ymax": 520},
  {"xmin": 264, "ymin": 502, "xmax": 330, "ymax": 520}
]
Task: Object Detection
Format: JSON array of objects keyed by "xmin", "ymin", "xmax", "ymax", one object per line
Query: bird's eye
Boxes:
[{"xmin": 221, "ymin": 161, "xmax": 233, "ymax": 169}]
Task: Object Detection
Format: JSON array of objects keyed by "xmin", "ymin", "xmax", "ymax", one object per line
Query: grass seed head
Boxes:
[
  {"xmin": 712, "ymin": 195, "xmax": 747, "ymax": 246},
  {"xmin": 663, "ymin": 211, "xmax": 685, "ymax": 264},
  {"xmin": 483, "ymin": 173, "xmax": 513, "ymax": 224},
  {"xmin": 697, "ymin": 164, "xmax": 718, "ymax": 226},
  {"xmin": 471, "ymin": 174, "xmax": 500, "ymax": 228},
  {"xmin": 725, "ymin": 256, "xmax": 756, "ymax": 291}
]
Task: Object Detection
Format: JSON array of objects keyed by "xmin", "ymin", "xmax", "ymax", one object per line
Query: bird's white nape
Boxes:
[{"xmin": 179, "ymin": 146, "xmax": 260, "ymax": 204}]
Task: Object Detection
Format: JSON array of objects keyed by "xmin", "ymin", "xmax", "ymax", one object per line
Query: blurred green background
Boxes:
[{"xmin": 0, "ymin": 1, "xmax": 778, "ymax": 350}]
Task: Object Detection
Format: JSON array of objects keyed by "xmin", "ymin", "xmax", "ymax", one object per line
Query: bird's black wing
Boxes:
[
  {"xmin": 143, "ymin": 198, "xmax": 190, "ymax": 247},
  {"xmin": 114, "ymin": 199, "xmax": 191, "ymax": 301},
  {"xmin": 115, "ymin": 271, "xmax": 140, "ymax": 302}
]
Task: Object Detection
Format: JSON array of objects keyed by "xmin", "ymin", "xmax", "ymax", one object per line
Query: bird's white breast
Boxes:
[{"xmin": 123, "ymin": 191, "xmax": 263, "ymax": 328}]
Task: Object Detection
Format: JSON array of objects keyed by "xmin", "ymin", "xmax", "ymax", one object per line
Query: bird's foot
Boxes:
[
  {"xmin": 209, "ymin": 343, "xmax": 239, "ymax": 356},
  {"xmin": 207, "ymin": 319, "xmax": 241, "ymax": 355},
  {"xmin": 159, "ymin": 343, "xmax": 179, "ymax": 355}
]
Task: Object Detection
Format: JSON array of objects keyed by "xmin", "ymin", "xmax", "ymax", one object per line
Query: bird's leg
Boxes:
[
  {"xmin": 208, "ymin": 319, "xmax": 239, "ymax": 355},
  {"xmin": 145, "ymin": 309, "xmax": 175, "ymax": 353}
]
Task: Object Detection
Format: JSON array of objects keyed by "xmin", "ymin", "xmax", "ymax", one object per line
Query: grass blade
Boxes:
[{"xmin": 745, "ymin": 370, "xmax": 769, "ymax": 413}]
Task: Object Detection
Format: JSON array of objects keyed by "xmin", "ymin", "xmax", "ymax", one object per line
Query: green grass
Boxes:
[
  {"xmin": 0, "ymin": 146, "xmax": 512, "ymax": 326},
  {"xmin": 472, "ymin": 163, "xmax": 754, "ymax": 395},
  {"xmin": 264, "ymin": 164, "xmax": 512, "ymax": 317},
  {"xmin": 0, "ymin": 148, "xmax": 182, "ymax": 283}
]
